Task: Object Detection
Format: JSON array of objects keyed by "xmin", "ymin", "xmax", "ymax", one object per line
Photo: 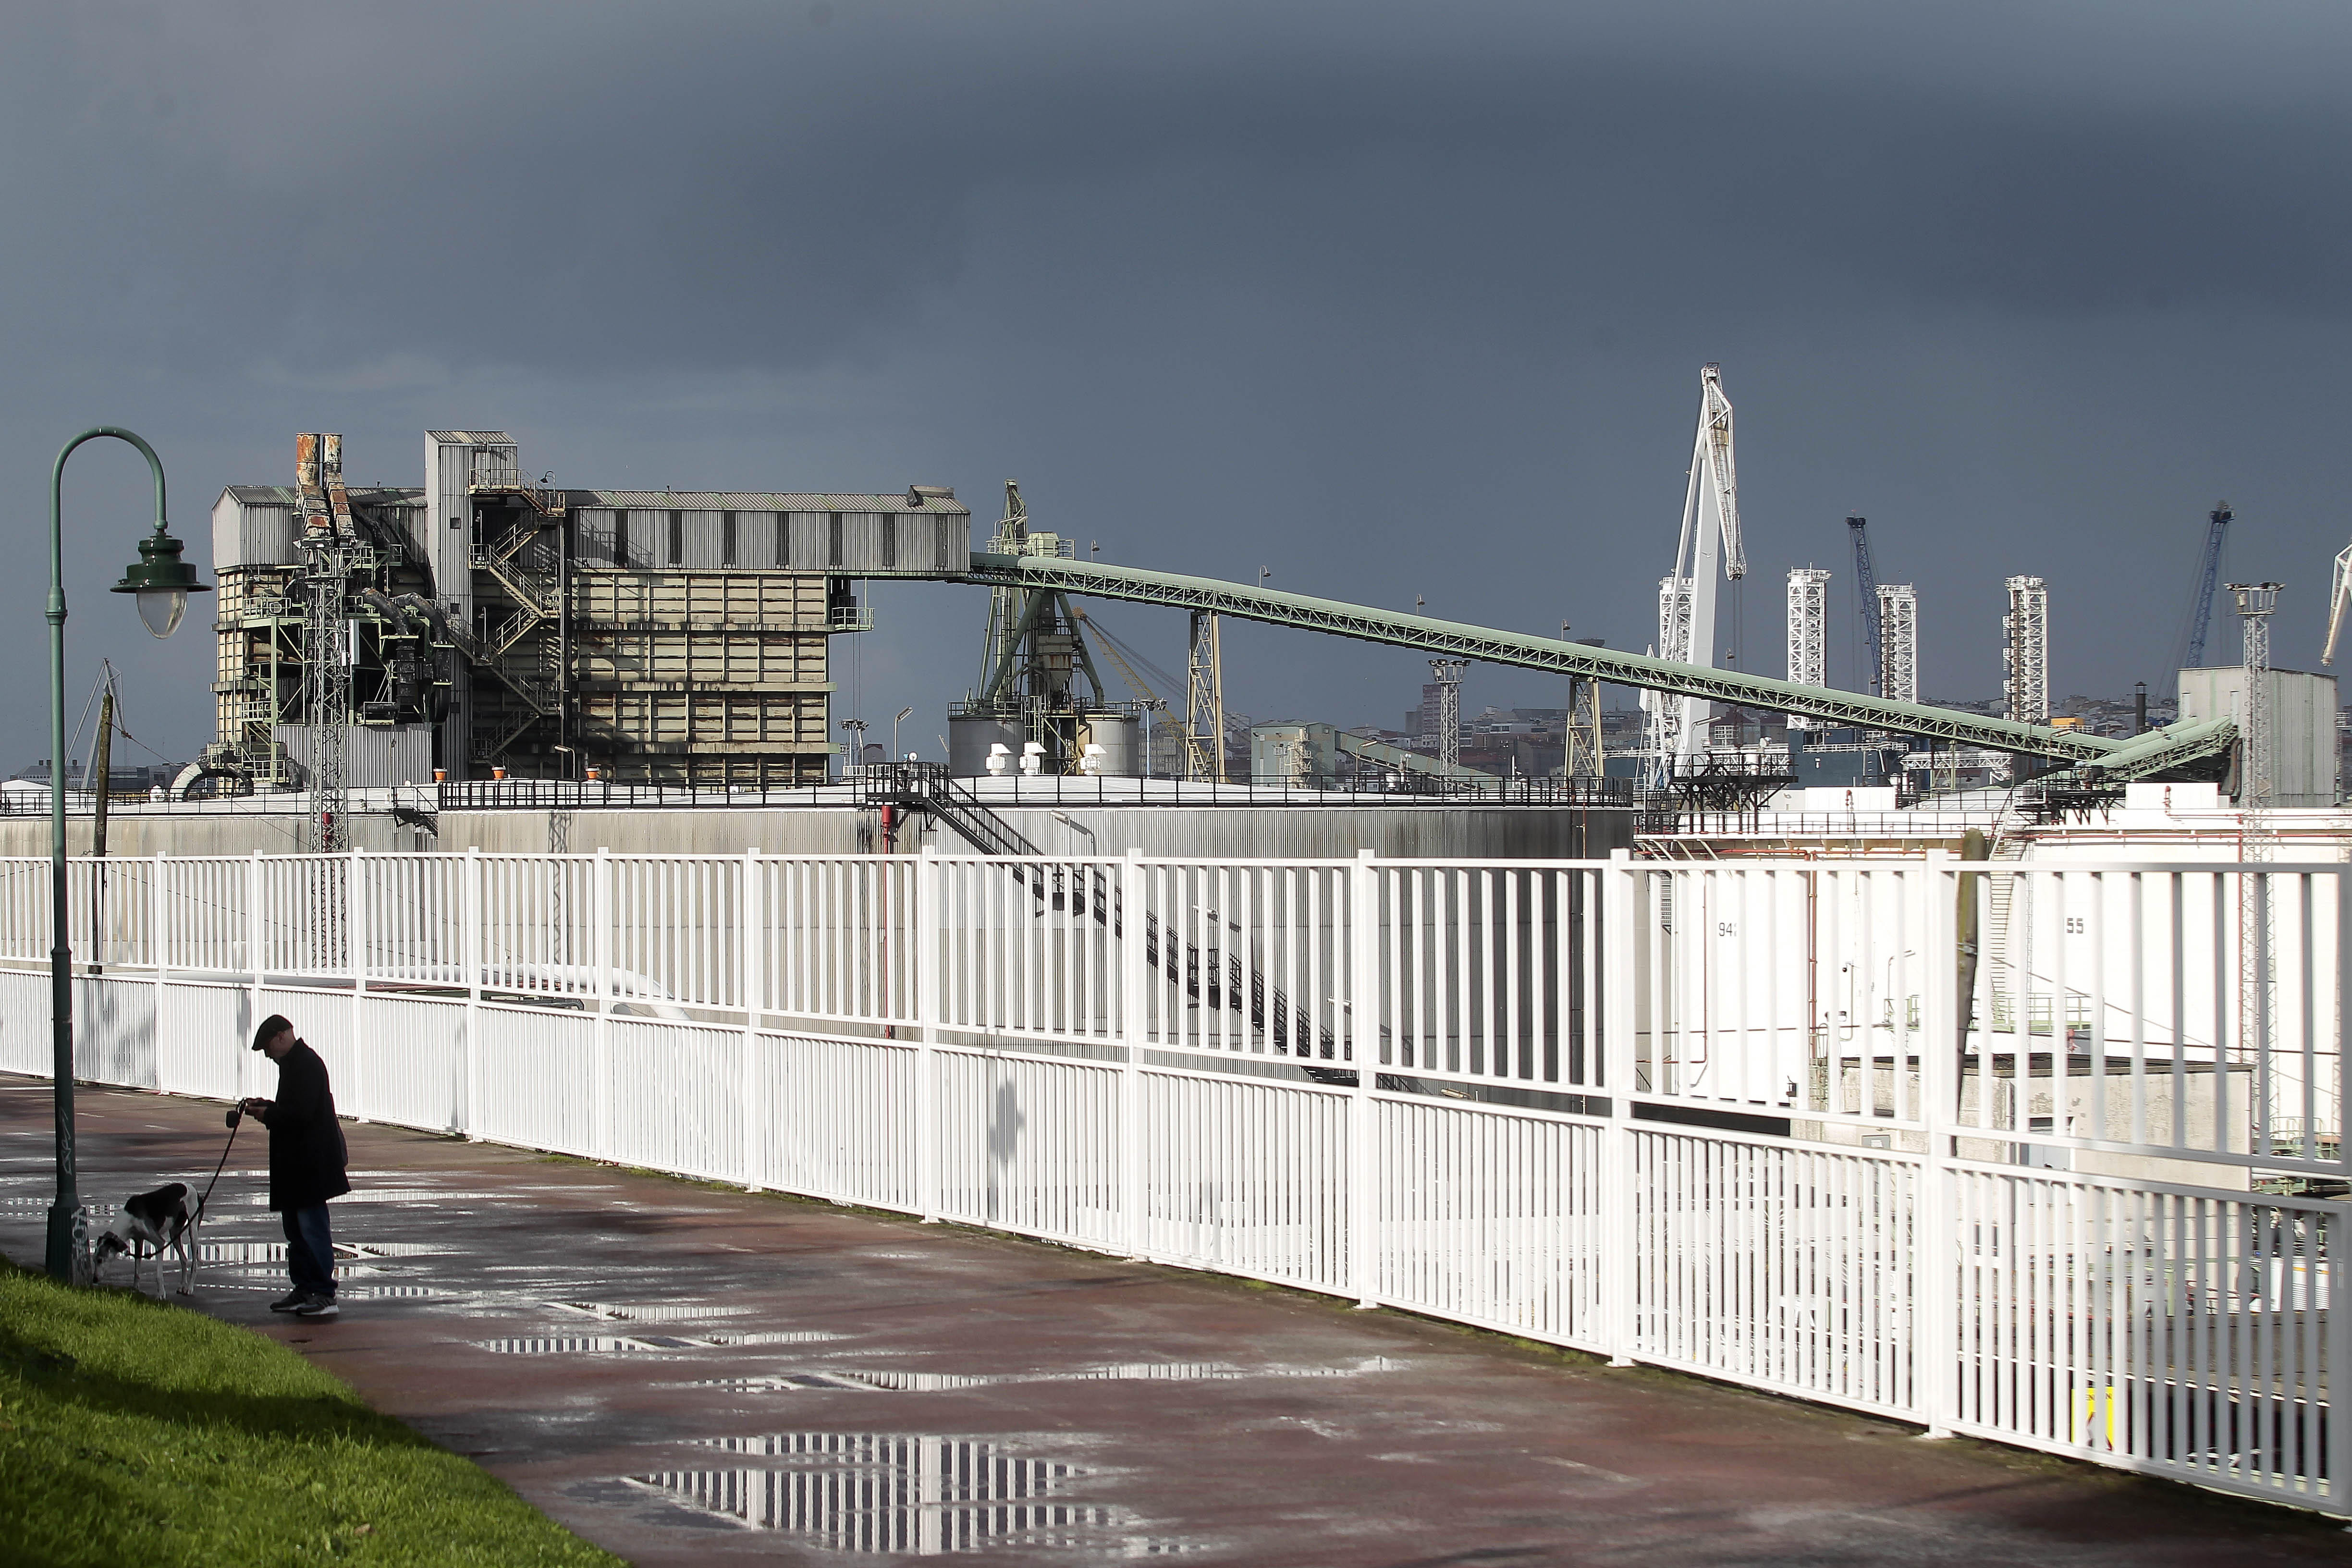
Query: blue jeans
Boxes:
[{"xmin": 280, "ymin": 1204, "xmax": 335, "ymax": 1299}]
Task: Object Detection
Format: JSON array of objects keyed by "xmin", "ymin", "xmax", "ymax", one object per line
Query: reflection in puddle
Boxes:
[
  {"xmin": 339, "ymin": 1285, "xmax": 453, "ymax": 1300},
  {"xmin": 689, "ymin": 1357, "xmax": 1402, "ymax": 1393},
  {"xmin": 200, "ymin": 1240, "xmax": 442, "ymax": 1264},
  {"xmin": 199, "ymin": 1242, "xmax": 287, "ymax": 1263},
  {"xmin": 346, "ymin": 1242, "xmax": 460, "ymax": 1257},
  {"xmin": 550, "ymin": 1301, "xmax": 761, "ymax": 1323},
  {"xmin": 480, "ymin": 1329, "xmax": 840, "ymax": 1356},
  {"xmin": 628, "ymin": 1432, "xmax": 1195, "ymax": 1556}
]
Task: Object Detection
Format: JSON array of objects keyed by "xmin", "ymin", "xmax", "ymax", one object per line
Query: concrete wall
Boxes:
[
  {"xmin": 0, "ymin": 813, "xmax": 427, "ymax": 858},
  {"xmin": 0, "ymin": 802, "xmax": 1635, "ymax": 862}
]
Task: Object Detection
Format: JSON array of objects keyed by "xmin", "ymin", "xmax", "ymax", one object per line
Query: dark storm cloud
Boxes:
[
  {"xmin": 3, "ymin": 1, "xmax": 2350, "ymax": 760},
  {"xmin": 13, "ymin": 3, "xmax": 2351, "ymax": 377}
]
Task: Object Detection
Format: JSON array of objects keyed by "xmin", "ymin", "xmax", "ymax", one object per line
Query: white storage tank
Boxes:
[
  {"xmin": 1074, "ymin": 712, "xmax": 1139, "ymax": 776},
  {"xmin": 949, "ymin": 714, "xmax": 1023, "ymax": 777}
]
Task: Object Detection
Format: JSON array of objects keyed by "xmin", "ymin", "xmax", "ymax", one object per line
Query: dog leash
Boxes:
[{"xmin": 192, "ymin": 1107, "xmax": 245, "ymax": 1227}]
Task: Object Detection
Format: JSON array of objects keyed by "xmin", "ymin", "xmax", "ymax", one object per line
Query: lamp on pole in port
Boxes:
[
  {"xmin": 48, "ymin": 427, "xmax": 209, "ymax": 1282},
  {"xmin": 893, "ymin": 706, "xmax": 914, "ymax": 762}
]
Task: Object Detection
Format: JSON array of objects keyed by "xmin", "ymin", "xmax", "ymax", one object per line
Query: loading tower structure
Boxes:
[
  {"xmin": 951, "ymin": 480, "xmax": 1136, "ymax": 775},
  {"xmin": 215, "ymin": 431, "xmax": 959, "ymax": 787},
  {"xmin": 1876, "ymin": 583, "xmax": 1918, "ymax": 707},
  {"xmin": 1784, "ymin": 567, "xmax": 1830, "ymax": 730},
  {"xmin": 2002, "ymin": 575, "xmax": 2049, "ymax": 725}
]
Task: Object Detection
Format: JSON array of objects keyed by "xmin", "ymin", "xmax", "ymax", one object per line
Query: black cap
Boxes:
[{"xmin": 252, "ymin": 1014, "xmax": 293, "ymax": 1052}]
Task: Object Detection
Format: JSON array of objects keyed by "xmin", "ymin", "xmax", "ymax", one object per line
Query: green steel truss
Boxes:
[{"xmin": 922, "ymin": 553, "xmax": 2232, "ymax": 778}]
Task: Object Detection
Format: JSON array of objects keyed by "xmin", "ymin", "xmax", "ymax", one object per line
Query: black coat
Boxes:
[{"xmin": 257, "ymin": 1041, "xmax": 351, "ymax": 1211}]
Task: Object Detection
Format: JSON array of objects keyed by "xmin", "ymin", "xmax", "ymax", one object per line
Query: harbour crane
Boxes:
[
  {"xmin": 1648, "ymin": 363, "xmax": 1744, "ymax": 781},
  {"xmin": 2183, "ymin": 502, "xmax": 2232, "ymax": 668},
  {"xmin": 2326, "ymin": 535, "xmax": 2352, "ymax": 667},
  {"xmin": 1848, "ymin": 515, "xmax": 1882, "ymax": 698}
]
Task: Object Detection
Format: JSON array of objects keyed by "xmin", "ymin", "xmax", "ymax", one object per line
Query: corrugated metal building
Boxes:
[
  {"xmin": 210, "ymin": 433, "xmax": 970, "ymax": 786},
  {"xmin": 2177, "ymin": 666, "xmax": 2341, "ymax": 806}
]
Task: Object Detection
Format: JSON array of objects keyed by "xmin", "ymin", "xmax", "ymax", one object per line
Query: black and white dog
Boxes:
[{"xmin": 91, "ymin": 1181, "xmax": 201, "ymax": 1296}]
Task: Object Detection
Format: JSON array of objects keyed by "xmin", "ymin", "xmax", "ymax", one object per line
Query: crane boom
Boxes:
[
  {"xmin": 2326, "ymin": 538, "xmax": 2352, "ymax": 666},
  {"xmin": 1654, "ymin": 363, "xmax": 1745, "ymax": 773},
  {"xmin": 1848, "ymin": 515, "xmax": 1882, "ymax": 698},
  {"xmin": 2184, "ymin": 502, "xmax": 2230, "ymax": 668}
]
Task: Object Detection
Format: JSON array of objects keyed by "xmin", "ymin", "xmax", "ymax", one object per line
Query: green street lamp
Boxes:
[{"xmin": 45, "ymin": 428, "xmax": 209, "ymax": 1281}]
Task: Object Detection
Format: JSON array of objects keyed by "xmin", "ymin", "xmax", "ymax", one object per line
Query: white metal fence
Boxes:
[{"xmin": 2, "ymin": 847, "xmax": 2342, "ymax": 1512}]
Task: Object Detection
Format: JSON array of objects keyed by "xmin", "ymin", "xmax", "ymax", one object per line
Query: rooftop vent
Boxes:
[{"xmin": 906, "ymin": 485, "xmax": 956, "ymax": 507}]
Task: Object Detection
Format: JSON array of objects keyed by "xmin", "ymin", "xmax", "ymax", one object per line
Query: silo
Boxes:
[
  {"xmin": 948, "ymin": 713, "xmax": 1023, "ymax": 777},
  {"xmin": 1075, "ymin": 712, "xmax": 1140, "ymax": 776}
]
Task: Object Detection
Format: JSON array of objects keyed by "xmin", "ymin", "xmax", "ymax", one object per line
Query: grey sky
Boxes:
[{"xmin": 7, "ymin": 1, "xmax": 2349, "ymax": 766}]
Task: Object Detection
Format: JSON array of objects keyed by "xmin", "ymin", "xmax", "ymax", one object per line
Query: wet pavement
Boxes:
[{"xmin": 4, "ymin": 1075, "xmax": 2348, "ymax": 1567}]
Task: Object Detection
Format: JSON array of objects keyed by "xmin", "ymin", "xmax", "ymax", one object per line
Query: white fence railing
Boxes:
[{"xmin": 3, "ymin": 847, "xmax": 2343, "ymax": 1513}]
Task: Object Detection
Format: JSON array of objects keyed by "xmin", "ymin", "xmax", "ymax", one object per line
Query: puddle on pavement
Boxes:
[
  {"xmin": 346, "ymin": 1242, "xmax": 462, "ymax": 1257},
  {"xmin": 481, "ymin": 1329, "xmax": 840, "ymax": 1356},
  {"xmin": 625, "ymin": 1432, "xmax": 1197, "ymax": 1556},
  {"xmin": 687, "ymin": 1357, "xmax": 1402, "ymax": 1393},
  {"xmin": 197, "ymin": 1242, "xmax": 291, "ymax": 1263},
  {"xmin": 551, "ymin": 1301, "xmax": 761, "ymax": 1323},
  {"xmin": 338, "ymin": 1285, "xmax": 455, "ymax": 1300},
  {"xmin": 232, "ymin": 1190, "xmax": 503, "ymax": 1206},
  {"xmin": 198, "ymin": 1241, "xmax": 400, "ymax": 1275}
]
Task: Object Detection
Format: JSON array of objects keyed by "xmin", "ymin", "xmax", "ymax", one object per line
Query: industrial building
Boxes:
[{"xmin": 210, "ymin": 432, "xmax": 968, "ymax": 791}]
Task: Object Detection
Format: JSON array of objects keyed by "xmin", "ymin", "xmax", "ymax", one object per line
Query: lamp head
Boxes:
[{"xmin": 111, "ymin": 524, "xmax": 210, "ymax": 639}]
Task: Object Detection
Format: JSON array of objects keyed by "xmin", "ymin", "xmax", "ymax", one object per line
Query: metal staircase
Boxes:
[{"xmin": 856, "ymin": 764, "xmax": 1354, "ymax": 1072}]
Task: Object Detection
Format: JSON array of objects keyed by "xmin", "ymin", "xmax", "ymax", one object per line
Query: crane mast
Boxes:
[
  {"xmin": 1847, "ymin": 515, "xmax": 1882, "ymax": 699},
  {"xmin": 2185, "ymin": 502, "xmax": 2231, "ymax": 668}
]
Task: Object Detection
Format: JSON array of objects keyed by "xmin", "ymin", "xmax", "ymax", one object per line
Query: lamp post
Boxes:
[
  {"xmin": 892, "ymin": 706, "xmax": 914, "ymax": 763},
  {"xmin": 45, "ymin": 428, "xmax": 208, "ymax": 1281}
]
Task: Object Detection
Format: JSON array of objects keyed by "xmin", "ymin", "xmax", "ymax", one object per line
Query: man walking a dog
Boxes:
[{"xmin": 239, "ymin": 1014, "xmax": 350, "ymax": 1319}]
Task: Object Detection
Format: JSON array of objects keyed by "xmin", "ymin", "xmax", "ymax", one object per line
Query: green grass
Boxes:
[{"xmin": 0, "ymin": 1262, "xmax": 624, "ymax": 1568}]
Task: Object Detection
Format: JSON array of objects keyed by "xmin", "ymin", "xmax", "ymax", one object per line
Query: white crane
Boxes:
[
  {"xmin": 1647, "ymin": 364, "xmax": 1745, "ymax": 781},
  {"xmin": 2324, "ymin": 538, "xmax": 2352, "ymax": 666}
]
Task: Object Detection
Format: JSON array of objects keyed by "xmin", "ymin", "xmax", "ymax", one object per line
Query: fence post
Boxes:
[
  {"xmin": 1916, "ymin": 850, "xmax": 1959, "ymax": 1438},
  {"xmin": 741, "ymin": 846, "xmax": 763, "ymax": 1190},
  {"xmin": 461, "ymin": 845, "xmax": 481, "ymax": 1139},
  {"xmin": 148, "ymin": 853, "xmax": 165, "ymax": 1087},
  {"xmin": 917, "ymin": 845, "xmax": 941, "ymax": 1223},
  {"xmin": 1121, "ymin": 848, "xmax": 1147, "ymax": 1260},
  {"xmin": 245, "ymin": 852, "xmax": 264, "ymax": 1105},
  {"xmin": 1600, "ymin": 848, "xmax": 1639, "ymax": 1366},
  {"xmin": 2331, "ymin": 868, "xmax": 2352, "ymax": 1507},
  {"xmin": 1348, "ymin": 848, "xmax": 1380, "ymax": 1308},
  {"xmin": 593, "ymin": 847, "xmax": 612, "ymax": 1158},
  {"xmin": 348, "ymin": 847, "xmax": 368, "ymax": 1123}
]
